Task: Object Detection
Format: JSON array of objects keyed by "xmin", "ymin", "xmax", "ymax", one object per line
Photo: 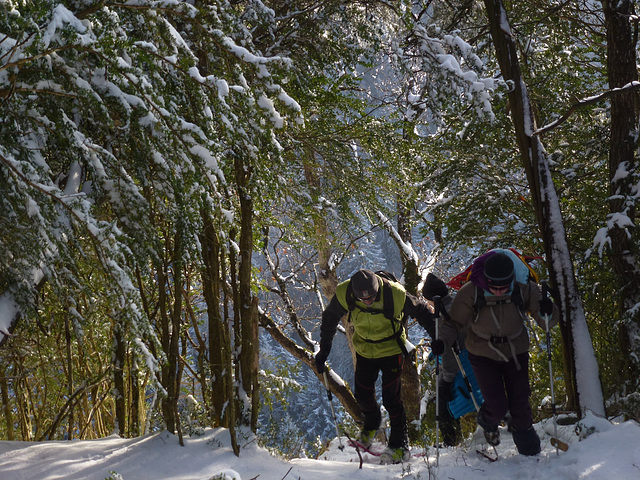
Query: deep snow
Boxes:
[{"xmin": 0, "ymin": 414, "xmax": 638, "ymax": 479}]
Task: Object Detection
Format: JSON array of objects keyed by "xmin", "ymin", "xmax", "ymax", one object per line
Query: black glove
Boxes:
[
  {"xmin": 431, "ymin": 339, "xmax": 446, "ymax": 356},
  {"xmin": 422, "ymin": 273, "xmax": 449, "ymax": 301},
  {"xmin": 418, "ymin": 311, "xmax": 436, "ymax": 338},
  {"xmin": 315, "ymin": 345, "xmax": 331, "ymax": 374},
  {"xmin": 539, "ymin": 296, "xmax": 553, "ymax": 317}
]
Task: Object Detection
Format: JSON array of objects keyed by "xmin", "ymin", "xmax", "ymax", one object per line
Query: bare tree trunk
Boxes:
[
  {"xmin": 303, "ymin": 163, "xmax": 355, "ymax": 369},
  {"xmin": 129, "ymin": 356, "xmax": 140, "ymax": 437},
  {"xmin": 113, "ymin": 317, "xmax": 127, "ymax": 436},
  {"xmin": 200, "ymin": 212, "xmax": 225, "ymax": 427},
  {"xmin": 158, "ymin": 247, "xmax": 181, "ymax": 434},
  {"xmin": 170, "ymin": 227, "xmax": 185, "ymax": 445},
  {"xmin": 483, "ymin": 0, "xmax": 605, "ymax": 416},
  {"xmin": 0, "ymin": 365, "xmax": 15, "ymax": 440},
  {"xmin": 602, "ymin": 0, "xmax": 640, "ymax": 388},
  {"xmin": 229, "ymin": 226, "xmax": 243, "ymax": 437},
  {"xmin": 395, "ymin": 203, "xmax": 421, "ymax": 441},
  {"xmin": 249, "ymin": 296, "xmax": 260, "ymax": 432},
  {"xmin": 64, "ymin": 315, "xmax": 74, "ymax": 440},
  {"xmin": 222, "ymin": 247, "xmax": 239, "ymax": 456},
  {"xmin": 234, "ymin": 154, "xmax": 259, "ymax": 430}
]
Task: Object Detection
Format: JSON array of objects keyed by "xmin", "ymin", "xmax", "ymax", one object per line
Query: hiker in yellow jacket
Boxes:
[{"xmin": 315, "ymin": 269, "xmax": 435, "ymax": 464}]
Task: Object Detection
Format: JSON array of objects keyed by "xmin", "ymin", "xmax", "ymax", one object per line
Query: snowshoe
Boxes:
[{"xmin": 379, "ymin": 446, "xmax": 411, "ymax": 464}]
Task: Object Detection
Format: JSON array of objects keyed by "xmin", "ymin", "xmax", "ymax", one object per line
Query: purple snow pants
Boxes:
[{"xmin": 468, "ymin": 352, "xmax": 534, "ymax": 431}]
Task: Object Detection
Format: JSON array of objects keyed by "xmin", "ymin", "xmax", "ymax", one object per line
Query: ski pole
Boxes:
[
  {"xmin": 434, "ymin": 295, "xmax": 481, "ymax": 414},
  {"xmin": 451, "ymin": 341, "xmax": 481, "ymax": 413},
  {"xmin": 433, "ymin": 295, "xmax": 442, "ymax": 466},
  {"xmin": 541, "ymin": 282, "xmax": 568, "ymax": 453},
  {"xmin": 323, "ymin": 371, "xmax": 344, "ymax": 451}
]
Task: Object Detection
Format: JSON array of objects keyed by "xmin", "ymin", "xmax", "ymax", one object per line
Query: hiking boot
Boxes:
[
  {"xmin": 512, "ymin": 426, "xmax": 541, "ymax": 456},
  {"xmin": 483, "ymin": 428, "xmax": 500, "ymax": 447},
  {"xmin": 379, "ymin": 446, "xmax": 410, "ymax": 464},
  {"xmin": 476, "ymin": 410, "xmax": 500, "ymax": 446},
  {"xmin": 440, "ymin": 415, "xmax": 462, "ymax": 447},
  {"xmin": 357, "ymin": 429, "xmax": 377, "ymax": 449}
]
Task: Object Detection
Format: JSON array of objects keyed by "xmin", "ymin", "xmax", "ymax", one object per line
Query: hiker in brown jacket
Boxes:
[{"xmin": 430, "ymin": 251, "xmax": 559, "ymax": 456}]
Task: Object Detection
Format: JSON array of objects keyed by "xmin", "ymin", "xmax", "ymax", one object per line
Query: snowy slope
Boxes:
[{"xmin": 0, "ymin": 418, "xmax": 638, "ymax": 479}]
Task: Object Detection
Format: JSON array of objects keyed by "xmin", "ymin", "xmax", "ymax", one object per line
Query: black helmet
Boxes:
[
  {"xmin": 484, "ymin": 253, "xmax": 514, "ymax": 287},
  {"xmin": 351, "ymin": 269, "xmax": 379, "ymax": 299}
]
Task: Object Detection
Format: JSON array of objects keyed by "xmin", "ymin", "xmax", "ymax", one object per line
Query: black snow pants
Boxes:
[{"xmin": 354, "ymin": 353, "xmax": 407, "ymax": 449}]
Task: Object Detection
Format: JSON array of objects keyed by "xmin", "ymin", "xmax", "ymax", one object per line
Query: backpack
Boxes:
[
  {"xmin": 345, "ymin": 270, "xmax": 410, "ymax": 355},
  {"xmin": 447, "ymin": 248, "xmax": 542, "ymax": 370},
  {"xmin": 447, "ymin": 248, "xmax": 540, "ymax": 291},
  {"xmin": 446, "ymin": 248, "xmax": 541, "ymax": 314}
]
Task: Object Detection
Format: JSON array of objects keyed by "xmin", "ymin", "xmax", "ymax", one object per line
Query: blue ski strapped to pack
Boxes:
[{"xmin": 448, "ymin": 349, "xmax": 484, "ymax": 419}]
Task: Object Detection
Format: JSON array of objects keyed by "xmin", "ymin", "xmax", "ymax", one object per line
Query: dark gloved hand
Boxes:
[
  {"xmin": 422, "ymin": 273, "xmax": 449, "ymax": 301},
  {"xmin": 431, "ymin": 339, "xmax": 446, "ymax": 356},
  {"xmin": 418, "ymin": 311, "xmax": 436, "ymax": 338},
  {"xmin": 539, "ymin": 296, "xmax": 553, "ymax": 318},
  {"xmin": 315, "ymin": 345, "xmax": 330, "ymax": 374}
]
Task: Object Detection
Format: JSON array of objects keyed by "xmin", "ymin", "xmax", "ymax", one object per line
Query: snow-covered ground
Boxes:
[{"xmin": 0, "ymin": 415, "xmax": 638, "ymax": 479}]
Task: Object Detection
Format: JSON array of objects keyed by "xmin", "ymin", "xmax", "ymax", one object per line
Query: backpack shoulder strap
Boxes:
[
  {"xmin": 473, "ymin": 284, "xmax": 486, "ymax": 317},
  {"xmin": 511, "ymin": 283, "xmax": 525, "ymax": 312},
  {"xmin": 381, "ymin": 278, "xmax": 395, "ymax": 321}
]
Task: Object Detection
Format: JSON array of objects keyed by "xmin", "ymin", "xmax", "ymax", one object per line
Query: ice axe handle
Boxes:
[
  {"xmin": 433, "ymin": 295, "xmax": 441, "ymax": 317},
  {"xmin": 433, "ymin": 295, "xmax": 452, "ymax": 321}
]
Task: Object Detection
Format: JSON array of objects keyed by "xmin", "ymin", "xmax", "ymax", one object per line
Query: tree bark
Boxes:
[
  {"xmin": 113, "ymin": 317, "xmax": 127, "ymax": 436},
  {"xmin": 483, "ymin": 0, "xmax": 605, "ymax": 416},
  {"xmin": 602, "ymin": 0, "xmax": 640, "ymax": 388},
  {"xmin": 234, "ymin": 154, "xmax": 259, "ymax": 431},
  {"xmin": 129, "ymin": 355, "xmax": 140, "ymax": 438},
  {"xmin": 395, "ymin": 203, "xmax": 421, "ymax": 441},
  {"xmin": 199, "ymin": 212, "xmax": 225, "ymax": 427},
  {"xmin": 0, "ymin": 365, "xmax": 15, "ymax": 440}
]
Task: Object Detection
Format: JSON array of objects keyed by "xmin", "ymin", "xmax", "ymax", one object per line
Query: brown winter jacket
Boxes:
[{"xmin": 439, "ymin": 280, "xmax": 559, "ymax": 363}]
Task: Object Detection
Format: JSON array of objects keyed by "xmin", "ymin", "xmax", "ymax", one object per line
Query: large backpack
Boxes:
[
  {"xmin": 345, "ymin": 270, "xmax": 410, "ymax": 356},
  {"xmin": 448, "ymin": 248, "xmax": 541, "ymax": 370},
  {"xmin": 447, "ymin": 248, "xmax": 540, "ymax": 315},
  {"xmin": 447, "ymin": 248, "xmax": 540, "ymax": 291}
]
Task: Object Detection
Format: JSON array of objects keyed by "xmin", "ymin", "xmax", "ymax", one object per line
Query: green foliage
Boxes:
[
  {"xmin": 257, "ymin": 356, "xmax": 307, "ymax": 458},
  {"xmin": 1, "ymin": 0, "xmax": 638, "ymax": 452},
  {"xmin": 104, "ymin": 472, "xmax": 124, "ymax": 480}
]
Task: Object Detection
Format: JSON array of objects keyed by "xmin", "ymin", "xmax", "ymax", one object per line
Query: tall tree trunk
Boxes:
[
  {"xmin": 602, "ymin": 0, "xmax": 640, "ymax": 389},
  {"xmin": 303, "ymin": 162, "xmax": 353, "ymax": 365},
  {"xmin": 395, "ymin": 203, "xmax": 421, "ymax": 442},
  {"xmin": 169, "ymin": 226, "xmax": 184, "ymax": 444},
  {"xmin": 0, "ymin": 365, "xmax": 14, "ymax": 440},
  {"xmin": 129, "ymin": 356, "xmax": 140, "ymax": 437},
  {"xmin": 483, "ymin": 0, "xmax": 605, "ymax": 416},
  {"xmin": 158, "ymin": 246, "xmax": 182, "ymax": 434},
  {"xmin": 221, "ymin": 244, "xmax": 239, "ymax": 455},
  {"xmin": 199, "ymin": 212, "xmax": 225, "ymax": 427},
  {"xmin": 65, "ymin": 314, "xmax": 74, "ymax": 439},
  {"xmin": 113, "ymin": 317, "xmax": 127, "ymax": 436},
  {"xmin": 234, "ymin": 154, "xmax": 259, "ymax": 430}
]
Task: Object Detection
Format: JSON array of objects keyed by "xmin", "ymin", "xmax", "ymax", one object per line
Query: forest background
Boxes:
[{"xmin": 1, "ymin": 0, "xmax": 639, "ymax": 460}]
